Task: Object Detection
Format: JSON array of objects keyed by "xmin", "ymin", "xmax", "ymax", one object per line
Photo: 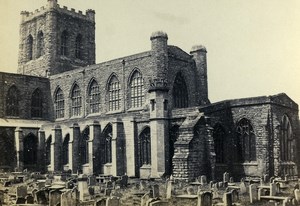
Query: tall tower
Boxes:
[{"xmin": 18, "ymin": 0, "xmax": 96, "ymax": 77}]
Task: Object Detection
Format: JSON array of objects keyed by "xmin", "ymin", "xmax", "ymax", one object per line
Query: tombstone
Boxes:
[
  {"xmin": 88, "ymin": 175, "xmax": 97, "ymax": 186},
  {"xmin": 88, "ymin": 186, "xmax": 95, "ymax": 196},
  {"xmin": 78, "ymin": 175, "xmax": 88, "ymax": 201},
  {"xmin": 152, "ymin": 184, "xmax": 160, "ymax": 198},
  {"xmin": 66, "ymin": 180, "xmax": 75, "ymax": 189},
  {"xmin": 249, "ymin": 184, "xmax": 258, "ymax": 203},
  {"xmin": 15, "ymin": 197, "xmax": 26, "ymax": 204},
  {"xmin": 295, "ymin": 189, "xmax": 300, "ymax": 202},
  {"xmin": 229, "ymin": 177, "xmax": 234, "ymax": 183},
  {"xmin": 106, "ymin": 181, "xmax": 114, "ymax": 189},
  {"xmin": 71, "ymin": 188, "xmax": 79, "ymax": 205},
  {"xmin": 186, "ymin": 186, "xmax": 195, "ymax": 195},
  {"xmin": 217, "ymin": 182, "xmax": 223, "ymax": 188},
  {"xmin": 95, "ymin": 198, "xmax": 106, "ymax": 206},
  {"xmin": 239, "ymin": 181, "xmax": 247, "ymax": 194},
  {"xmin": 106, "ymin": 196, "xmax": 120, "ymax": 206},
  {"xmin": 45, "ymin": 178, "xmax": 52, "ymax": 186},
  {"xmin": 37, "ymin": 181, "xmax": 46, "ymax": 190},
  {"xmin": 49, "ymin": 190, "xmax": 61, "ymax": 206},
  {"xmin": 209, "ymin": 181, "xmax": 213, "ymax": 189},
  {"xmin": 61, "ymin": 188, "xmax": 79, "ymax": 206},
  {"xmin": 36, "ymin": 190, "xmax": 48, "ymax": 204},
  {"xmin": 16, "ymin": 185, "xmax": 27, "ymax": 198},
  {"xmin": 25, "ymin": 194, "xmax": 34, "ymax": 204},
  {"xmin": 140, "ymin": 181, "xmax": 147, "ymax": 190},
  {"xmin": 212, "ymin": 188, "xmax": 220, "ymax": 199},
  {"xmin": 141, "ymin": 192, "xmax": 150, "ymax": 206},
  {"xmin": 223, "ymin": 181, "xmax": 228, "ymax": 188},
  {"xmin": 270, "ymin": 183, "xmax": 277, "ymax": 196},
  {"xmin": 223, "ymin": 192, "xmax": 232, "ymax": 206},
  {"xmin": 223, "ymin": 172, "xmax": 229, "ymax": 183},
  {"xmin": 104, "ymin": 188, "xmax": 112, "ymax": 196},
  {"xmin": 111, "ymin": 189, "xmax": 123, "ymax": 198},
  {"xmin": 263, "ymin": 174, "xmax": 269, "ymax": 183},
  {"xmin": 269, "ymin": 176, "xmax": 275, "ymax": 183},
  {"xmin": 198, "ymin": 191, "xmax": 213, "ymax": 206},
  {"xmin": 231, "ymin": 189, "xmax": 239, "ymax": 202},
  {"xmin": 166, "ymin": 180, "xmax": 172, "ymax": 199}
]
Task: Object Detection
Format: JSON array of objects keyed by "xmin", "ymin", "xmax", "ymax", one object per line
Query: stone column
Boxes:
[
  {"xmin": 69, "ymin": 123, "xmax": 80, "ymax": 174},
  {"xmin": 111, "ymin": 119, "xmax": 125, "ymax": 176},
  {"xmin": 88, "ymin": 121, "xmax": 101, "ymax": 174},
  {"xmin": 14, "ymin": 127, "xmax": 24, "ymax": 171},
  {"xmin": 37, "ymin": 129, "xmax": 46, "ymax": 172},
  {"xmin": 50, "ymin": 126, "xmax": 62, "ymax": 172},
  {"xmin": 123, "ymin": 117, "xmax": 136, "ymax": 177}
]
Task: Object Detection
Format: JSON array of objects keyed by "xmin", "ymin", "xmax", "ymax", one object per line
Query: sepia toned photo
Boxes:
[{"xmin": 0, "ymin": 0, "xmax": 299, "ymax": 205}]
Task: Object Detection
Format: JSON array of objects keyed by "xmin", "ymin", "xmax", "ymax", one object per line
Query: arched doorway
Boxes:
[
  {"xmin": 23, "ymin": 133, "xmax": 38, "ymax": 170},
  {"xmin": 169, "ymin": 125, "xmax": 179, "ymax": 175}
]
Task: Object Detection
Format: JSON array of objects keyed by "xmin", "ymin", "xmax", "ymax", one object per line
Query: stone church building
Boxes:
[{"xmin": 0, "ymin": 0, "xmax": 299, "ymax": 181}]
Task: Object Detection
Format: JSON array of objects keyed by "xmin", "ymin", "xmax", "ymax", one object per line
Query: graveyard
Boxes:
[{"xmin": 0, "ymin": 171, "xmax": 299, "ymax": 206}]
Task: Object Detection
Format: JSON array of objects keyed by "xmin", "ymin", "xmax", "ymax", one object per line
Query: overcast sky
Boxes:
[{"xmin": 0, "ymin": 0, "xmax": 299, "ymax": 105}]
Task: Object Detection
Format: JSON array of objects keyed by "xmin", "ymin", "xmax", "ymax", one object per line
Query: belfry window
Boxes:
[
  {"xmin": 173, "ymin": 72, "xmax": 188, "ymax": 108},
  {"xmin": 213, "ymin": 124, "xmax": 226, "ymax": 163},
  {"xmin": 130, "ymin": 70, "xmax": 144, "ymax": 108},
  {"xmin": 36, "ymin": 31, "xmax": 44, "ymax": 58},
  {"xmin": 71, "ymin": 84, "xmax": 82, "ymax": 117},
  {"xmin": 31, "ymin": 88, "xmax": 43, "ymax": 118},
  {"xmin": 75, "ymin": 34, "xmax": 82, "ymax": 59},
  {"xmin": 54, "ymin": 88, "xmax": 64, "ymax": 119},
  {"xmin": 6, "ymin": 86, "xmax": 19, "ymax": 116},
  {"xmin": 103, "ymin": 124, "xmax": 112, "ymax": 164},
  {"xmin": 61, "ymin": 30, "xmax": 68, "ymax": 56},
  {"xmin": 88, "ymin": 80, "xmax": 100, "ymax": 114},
  {"xmin": 235, "ymin": 118, "xmax": 256, "ymax": 162},
  {"xmin": 280, "ymin": 115, "xmax": 294, "ymax": 161},
  {"xmin": 138, "ymin": 127, "xmax": 151, "ymax": 165},
  {"xmin": 28, "ymin": 35, "xmax": 33, "ymax": 60},
  {"xmin": 108, "ymin": 76, "xmax": 121, "ymax": 111}
]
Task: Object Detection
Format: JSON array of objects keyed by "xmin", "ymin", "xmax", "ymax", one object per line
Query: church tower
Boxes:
[{"xmin": 18, "ymin": 0, "xmax": 96, "ymax": 77}]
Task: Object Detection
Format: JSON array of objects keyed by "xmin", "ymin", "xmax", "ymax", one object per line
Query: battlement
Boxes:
[{"xmin": 20, "ymin": 3, "xmax": 95, "ymax": 23}]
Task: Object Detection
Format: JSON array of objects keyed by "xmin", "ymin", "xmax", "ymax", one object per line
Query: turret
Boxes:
[{"xmin": 190, "ymin": 45, "xmax": 210, "ymax": 105}]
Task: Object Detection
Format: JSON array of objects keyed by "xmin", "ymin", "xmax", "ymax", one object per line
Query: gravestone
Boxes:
[
  {"xmin": 49, "ymin": 190, "xmax": 61, "ymax": 206},
  {"xmin": 66, "ymin": 180, "xmax": 75, "ymax": 189},
  {"xmin": 223, "ymin": 191, "xmax": 233, "ymax": 206},
  {"xmin": 61, "ymin": 188, "xmax": 79, "ymax": 206},
  {"xmin": 198, "ymin": 191, "xmax": 213, "ymax": 206},
  {"xmin": 239, "ymin": 181, "xmax": 247, "ymax": 194},
  {"xmin": 217, "ymin": 182, "xmax": 223, "ymax": 188},
  {"xmin": 209, "ymin": 181, "xmax": 213, "ymax": 189},
  {"xmin": 78, "ymin": 175, "xmax": 88, "ymax": 201},
  {"xmin": 231, "ymin": 189, "xmax": 239, "ymax": 202},
  {"xmin": 263, "ymin": 174, "xmax": 269, "ymax": 183},
  {"xmin": 106, "ymin": 196, "xmax": 120, "ymax": 206},
  {"xmin": 269, "ymin": 176, "xmax": 275, "ymax": 183},
  {"xmin": 187, "ymin": 186, "xmax": 195, "ymax": 195},
  {"xmin": 223, "ymin": 172, "xmax": 229, "ymax": 183},
  {"xmin": 140, "ymin": 181, "xmax": 147, "ymax": 190},
  {"xmin": 270, "ymin": 183, "xmax": 277, "ymax": 196},
  {"xmin": 25, "ymin": 194, "xmax": 34, "ymax": 204},
  {"xmin": 229, "ymin": 177, "xmax": 234, "ymax": 183},
  {"xmin": 200, "ymin": 175, "xmax": 207, "ymax": 185},
  {"xmin": 36, "ymin": 190, "xmax": 48, "ymax": 204},
  {"xmin": 212, "ymin": 188, "xmax": 220, "ymax": 199},
  {"xmin": 249, "ymin": 184, "xmax": 258, "ymax": 203},
  {"xmin": 88, "ymin": 175, "xmax": 97, "ymax": 186},
  {"xmin": 95, "ymin": 198, "xmax": 106, "ymax": 206},
  {"xmin": 15, "ymin": 197, "xmax": 26, "ymax": 204},
  {"xmin": 37, "ymin": 181, "xmax": 46, "ymax": 190},
  {"xmin": 16, "ymin": 185, "xmax": 27, "ymax": 198},
  {"xmin": 152, "ymin": 184, "xmax": 160, "ymax": 198},
  {"xmin": 166, "ymin": 180, "xmax": 172, "ymax": 199},
  {"xmin": 295, "ymin": 189, "xmax": 300, "ymax": 202}
]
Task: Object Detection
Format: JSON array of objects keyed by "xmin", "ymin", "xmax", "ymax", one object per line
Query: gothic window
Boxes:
[
  {"xmin": 61, "ymin": 30, "xmax": 68, "ymax": 56},
  {"xmin": 23, "ymin": 133, "xmax": 38, "ymax": 166},
  {"xmin": 54, "ymin": 88, "xmax": 64, "ymax": 119},
  {"xmin": 235, "ymin": 118, "xmax": 256, "ymax": 162},
  {"xmin": 62, "ymin": 134, "xmax": 69, "ymax": 165},
  {"xmin": 88, "ymin": 80, "xmax": 100, "ymax": 114},
  {"xmin": 79, "ymin": 128, "xmax": 89, "ymax": 165},
  {"xmin": 36, "ymin": 31, "xmax": 44, "ymax": 58},
  {"xmin": 213, "ymin": 124, "xmax": 226, "ymax": 163},
  {"xmin": 45, "ymin": 136, "xmax": 51, "ymax": 165},
  {"xmin": 27, "ymin": 35, "xmax": 33, "ymax": 60},
  {"xmin": 31, "ymin": 88, "xmax": 43, "ymax": 118},
  {"xmin": 6, "ymin": 86, "xmax": 19, "ymax": 116},
  {"xmin": 75, "ymin": 34, "xmax": 83, "ymax": 59},
  {"xmin": 103, "ymin": 124, "xmax": 112, "ymax": 164},
  {"xmin": 108, "ymin": 75, "xmax": 121, "ymax": 111},
  {"xmin": 130, "ymin": 70, "xmax": 144, "ymax": 108},
  {"xmin": 138, "ymin": 127, "xmax": 151, "ymax": 166},
  {"xmin": 173, "ymin": 72, "xmax": 188, "ymax": 108},
  {"xmin": 71, "ymin": 84, "xmax": 82, "ymax": 117},
  {"xmin": 280, "ymin": 115, "xmax": 293, "ymax": 161}
]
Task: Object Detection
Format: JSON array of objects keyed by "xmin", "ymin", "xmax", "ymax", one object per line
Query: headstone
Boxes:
[
  {"xmin": 16, "ymin": 185, "xmax": 27, "ymax": 198},
  {"xmin": 140, "ymin": 181, "xmax": 147, "ymax": 190},
  {"xmin": 209, "ymin": 181, "xmax": 213, "ymax": 189},
  {"xmin": 36, "ymin": 190, "xmax": 48, "ymax": 204},
  {"xmin": 37, "ymin": 181, "xmax": 46, "ymax": 190},
  {"xmin": 270, "ymin": 183, "xmax": 277, "ymax": 196},
  {"xmin": 200, "ymin": 175, "xmax": 207, "ymax": 185},
  {"xmin": 223, "ymin": 191, "xmax": 232, "ymax": 206},
  {"xmin": 269, "ymin": 176, "xmax": 275, "ymax": 183},
  {"xmin": 263, "ymin": 174, "xmax": 269, "ymax": 183},
  {"xmin": 61, "ymin": 188, "xmax": 79, "ymax": 206},
  {"xmin": 66, "ymin": 180, "xmax": 75, "ymax": 189},
  {"xmin": 88, "ymin": 186, "xmax": 95, "ymax": 196},
  {"xmin": 231, "ymin": 189, "xmax": 239, "ymax": 202},
  {"xmin": 106, "ymin": 196, "xmax": 120, "ymax": 206},
  {"xmin": 218, "ymin": 182, "xmax": 223, "ymax": 188},
  {"xmin": 15, "ymin": 197, "xmax": 26, "ymax": 204},
  {"xmin": 166, "ymin": 180, "xmax": 172, "ymax": 199},
  {"xmin": 95, "ymin": 198, "xmax": 106, "ymax": 206},
  {"xmin": 223, "ymin": 172, "xmax": 229, "ymax": 183},
  {"xmin": 249, "ymin": 184, "xmax": 258, "ymax": 203},
  {"xmin": 88, "ymin": 175, "xmax": 97, "ymax": 186},
  {"xmin": 45, "ymin": 179, "xmax": 52, "ymax": 186},
  {"xmin": 239, "ymin": 181, "xmax": 247, "ymax": 194},
  {"xmin": 186, "ymin": 186, "xmax": 194, "ymax": 195},
  {"xmin": 25, "ymin": 194, "xmax": 34, "ymax": 204},
  {"xmin": 104, "ymin": 188, "xmax": 112, "ymax": 196},
  {"xmin": 78, "ymin": 175, "xmax": 88, "ymax": 201},
  {"xmin": 106, "ymin": 181, "xmax": 114, "ymax": 189},
  {"xmin": 49, "ymin": 190, "xmax": 61, "ymax": 206},
  {"xmin": 295, "ymin": 189, "xmax": 300, "ymax": 202},
  {"xmin": 152, "ymin": 184, "xmax": 160, "ymax": 198},
  {"xmin": 229, "ymin": 177, "xmax": 234, "ymax": 183},
  {"xmin": 198, "ymin": 191, "xmax": 213, "ymax": 206},
  {"xmin": 212, "ymin": 188, "xmax": 220, "ymax": 199}
]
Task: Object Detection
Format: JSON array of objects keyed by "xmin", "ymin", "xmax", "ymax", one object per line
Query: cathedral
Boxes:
[{"xmin": 0, "ymin": 0, "xmax": 299, "ymax": 181}]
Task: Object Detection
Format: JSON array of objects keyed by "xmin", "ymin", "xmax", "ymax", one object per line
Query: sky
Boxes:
[{"xmin": 0, "ymin": 0, "xmax": 299, "ymax": 105}]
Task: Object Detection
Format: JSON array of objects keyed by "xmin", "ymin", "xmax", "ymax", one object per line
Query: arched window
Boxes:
[
  {"xmin": 280, "ymin": 115, "xmax": 294, "ymax": 161},
  {"xmin": 62, "ymin": 134, "xmax": 69, "ymax": 165},
  {"xmin": 6, "ymin": 86, "xmax": 19, "ymax": 116},
  {"xmin": 79, "ymin": 128, "xmax": 89, "ymax": 165},
  {"xmin": 88, "ymin": 80, "xmax": 100, "ymax": 114},
  {"xmin": 23, "ymin": 133, "xmax": 38, "ymax": 166},
  {"xmin": 71, "ymin": 84, "xmax": 82, "ymax": 117},
  {"xmin": 103, "ymin": 124, "xmax": 112, "ymax": 164},
  {"xmin": 138, "ymin": 127, "xmax": 151, "ymax": 166},
  {"xmin": 130, "ymin": 70, "xmax": 144, "ymax": 108},
  {"xmin": 213, "ymin": 124, "xmax": 226, "ymax": 163},
  {"xmin": 31, "ymin": 89, "xmax": 43, "ymax": 118},
  {"xmin": 27, "ymin": 35, "xmax": 33, "ymax": 60},
  {"xmin": 173, "ymin": 72, "xmax": 188, "ymax": 108},
  {"xmin": 61, "ymin": 30, "xmax": 68, "ymax": 56},
  {"xmin": 45, "ymin": 136, "xmax": 51, "ymax": 165},
  {"xmin": 235, "ymin": 118, "xmax": 256, "ymax": 162},
  {"xmin": 108, "ymin": 76, "xmax": 121, "ymax": 111},
  {"xmin": 36, "ymin": 31, "xmax": 44, "ymax": 58},
  {"xmin": 75, "ymin": 34, "xmax": 82, "ymax": 59},
  {"xmin": 54, "ymin": 88, "xmax": 64, "ymax": 119}
]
